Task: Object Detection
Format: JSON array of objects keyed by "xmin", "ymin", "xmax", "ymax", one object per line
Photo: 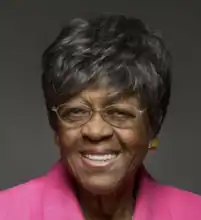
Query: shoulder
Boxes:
[
  {"xmin": 155, "ymin": 182, "xmax": 201, "ymax": 219},
  {"xmin": 141, "ymin": 170, "xmax": 201, "ymax": 219},
  {"xmin": 0, "ymin": 176, "xmax": 46, "ymax": 219}
]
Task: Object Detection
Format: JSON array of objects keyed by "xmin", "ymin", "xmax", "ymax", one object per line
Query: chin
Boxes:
[{"xmin": 79, "ymin": 176, "xmax": 122, "ymax": 195}]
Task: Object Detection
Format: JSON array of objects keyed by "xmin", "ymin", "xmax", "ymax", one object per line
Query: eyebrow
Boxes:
[
  {"xmin": 105, "ymin": 91, "xmax": 137, "ymax": 104},
  {"xmin": 65, "ymin": 90, "xmax": 139, "ymax": 107},
  {"xmin": 104, "ymin": 93, "xmax": 124, "ymax": 105},
  {"xmin": 65, "ymin": 93, "xmax": 119, "ymax": 106}
]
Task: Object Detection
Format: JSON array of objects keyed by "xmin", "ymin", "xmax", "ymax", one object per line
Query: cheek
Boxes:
[
  {"xmin": 115, "ymin": 126, "xmax": 149, "ymax": 163},
  {"xmin": 116, "ymin": 125, "xmax": 149, "ymax": 149},
  {"xmin": 56, "ymin": 127, "xmax": 81, "ymax": 155},
  {"xmin": 56, "ymin": 128, "xmax": 83, "ymax": 177}
]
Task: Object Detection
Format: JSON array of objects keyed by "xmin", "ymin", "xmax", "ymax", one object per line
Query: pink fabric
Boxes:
[{"xmin": 0, "ymin": 161, "xmax": 201, "ymax": 220}]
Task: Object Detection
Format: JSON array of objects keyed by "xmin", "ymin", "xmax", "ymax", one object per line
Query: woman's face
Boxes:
[{"xmin": 55, "ymin": 87, "xmax": 151, "ymax": 194}]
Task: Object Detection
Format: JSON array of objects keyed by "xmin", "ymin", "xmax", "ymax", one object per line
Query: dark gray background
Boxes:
[{"xmin": 0, "ymin": 1, "xmax": 201, "ymax": 194}]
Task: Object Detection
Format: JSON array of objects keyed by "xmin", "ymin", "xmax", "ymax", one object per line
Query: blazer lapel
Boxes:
[
  {"xmin": 133, "ymin": 168, "xmax": 156, "ymax": 220},
  {"xmin": 42, "ymin": 161, "xmax": 85, "ymax": 220}
]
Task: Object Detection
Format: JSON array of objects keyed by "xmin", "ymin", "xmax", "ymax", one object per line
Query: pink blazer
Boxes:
[{"xmin": 0, "ymin": 161, "xmax": 201, "ymax": 220}]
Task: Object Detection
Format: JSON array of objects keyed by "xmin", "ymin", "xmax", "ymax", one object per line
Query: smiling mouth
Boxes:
[
  {"xmin": 80, "ymin": 152, "xmax": 120, "ymax": 167},
  {"xmin": 83, "ymin": 153, "xmax": 118, "ymax": 161}
]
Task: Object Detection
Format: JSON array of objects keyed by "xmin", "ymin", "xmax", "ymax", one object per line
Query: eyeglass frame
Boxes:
[{"xmin": 51, "ymin": 103, "xmax": 146, "ymax": 129}]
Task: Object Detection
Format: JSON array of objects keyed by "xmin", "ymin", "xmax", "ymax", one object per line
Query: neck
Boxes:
[{"xmin": 76, "ymin": 174, "xmax": 139, "ymax": 220}]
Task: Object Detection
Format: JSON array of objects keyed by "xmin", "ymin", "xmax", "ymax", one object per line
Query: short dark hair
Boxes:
[{"xmin": 41, "ymin": 14, "xmax": 172, "ymax": 138}]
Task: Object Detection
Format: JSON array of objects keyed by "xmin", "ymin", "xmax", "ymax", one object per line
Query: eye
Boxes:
[
  {"xmin": 106, "ymin": 108, "xmax": 136, "ymax": 119},
  {"xmin": 58, "ymin": 106, "xmax": 90, "ymax": 120},
  {"xmin": 68, "ymin": 108, "xmax": 87, "ymax": 115}
]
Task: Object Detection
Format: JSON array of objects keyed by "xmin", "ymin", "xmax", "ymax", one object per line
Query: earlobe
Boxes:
[{"xmin": 148, "ymin": 138, "xmax": 159, "ymax": 150}]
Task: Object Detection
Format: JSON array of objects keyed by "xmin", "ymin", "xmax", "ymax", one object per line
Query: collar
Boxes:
[{"xmin": 42, "ymin": 160, "xmax": 157, "ymax": 220}]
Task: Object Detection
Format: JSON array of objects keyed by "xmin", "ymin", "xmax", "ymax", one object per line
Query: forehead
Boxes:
[{"xmin": 67, "ymin": 87, "xmax": 141, "ymax": 107}]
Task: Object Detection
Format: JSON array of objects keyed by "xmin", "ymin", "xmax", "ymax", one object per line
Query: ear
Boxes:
[
  {"xmin": 54, "ymin": 133, "xmax": 60, "ymax": 147},
  {"xmin": 148, "ymin": 124, "xmax": 153, "ymax": 141}
]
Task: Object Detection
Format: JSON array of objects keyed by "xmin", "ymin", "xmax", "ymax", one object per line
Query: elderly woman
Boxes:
[{"xmin": 0, "ymin": 14, "xmax": 201, "ymax": 220}]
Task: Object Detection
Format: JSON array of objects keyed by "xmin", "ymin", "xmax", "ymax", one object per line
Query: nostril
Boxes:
[
  {"xmin": 82, "ymin": 133, "xmax": 112, "ymax": 142},
  {"xmin": 81, "ymin": 121, "xmax": 114, "ymax": 141}
]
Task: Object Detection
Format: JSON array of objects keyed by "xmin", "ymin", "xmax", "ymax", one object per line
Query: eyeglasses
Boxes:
[{"xmin": 52, "ymin": 103, "xmax": 145, "ymax": 129}]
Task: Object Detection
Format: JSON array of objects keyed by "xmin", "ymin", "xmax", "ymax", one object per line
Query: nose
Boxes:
[{"xmin": 81, "ymin": 113, "xmax": 113, "ymax": 141}]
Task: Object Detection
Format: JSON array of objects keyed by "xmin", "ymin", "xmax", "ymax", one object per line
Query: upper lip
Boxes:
[{"xmin": 80, "ymin": 149, "xmax": 121, "ymax": 155}]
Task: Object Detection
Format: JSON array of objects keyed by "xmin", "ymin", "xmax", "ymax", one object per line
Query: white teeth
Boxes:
[{"xmin": 83, "ymin": 154, "xmax": 117, "ymax": 161}]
